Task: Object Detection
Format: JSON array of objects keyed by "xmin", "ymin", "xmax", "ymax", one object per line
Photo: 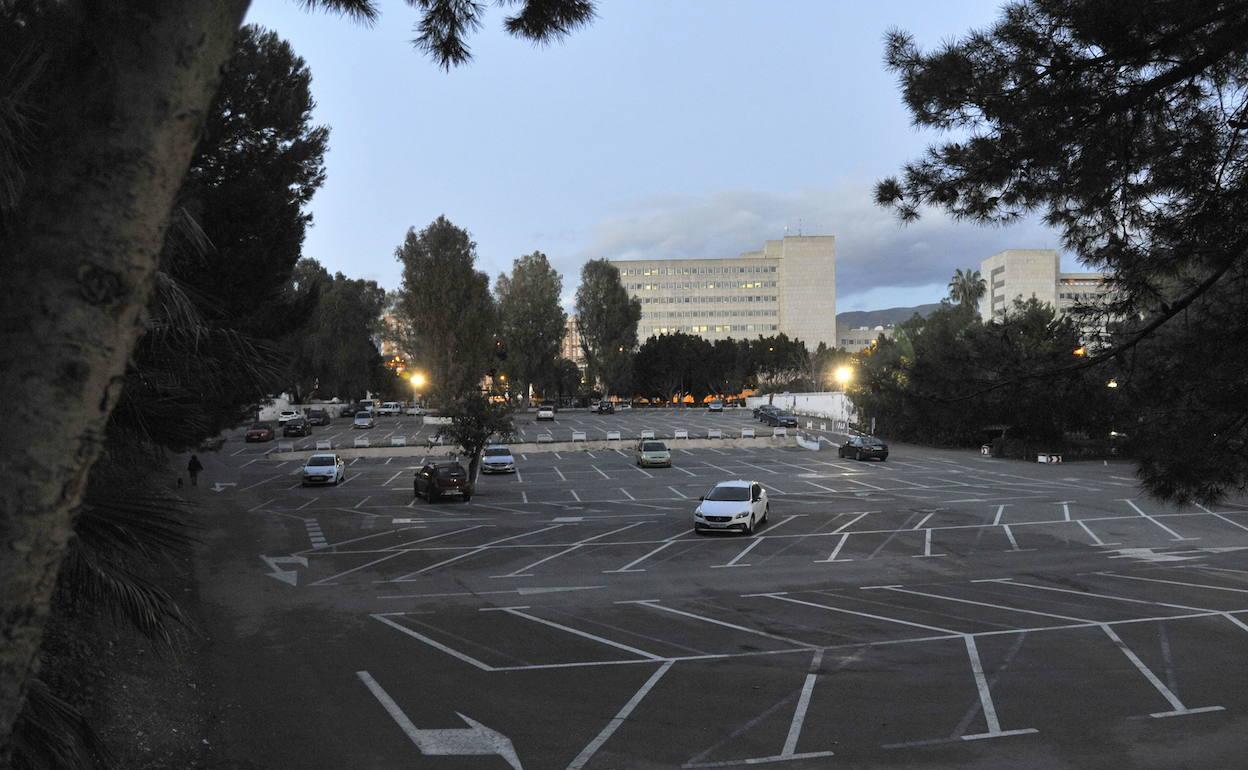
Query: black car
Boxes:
[
  {"xmin": 839, "ymin": 435, "xmax": 889, "ymax": 461},
  {"xmin": 339, "ymin": 404, "xmax": 359, "ymax": 417},
  {"xmin": 283, "ymin": 417, "xmax": 312, "ymax": 437},
  {"xmin": 595, "ymin": 400, "xmax": 615, "ymax": 415},
  {"xmin": 763, "ymin": 411, "xmax": 798, "ymax": 428},
  {"xmin": 413, "ymin": 460, "xmax": 471, "ymax": 502},
  {"xmin": 754, "ymin": 404, "xmax": 778, "ymax": 421},
  {"xmin": 306, "ymin": 408, "xmax": 331, "ymax": 426}
]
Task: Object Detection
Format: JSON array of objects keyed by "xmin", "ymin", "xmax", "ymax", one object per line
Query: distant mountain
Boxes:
[{"xmin": 836, "ymin": 303, "xmax": 942, "ymax": 330}]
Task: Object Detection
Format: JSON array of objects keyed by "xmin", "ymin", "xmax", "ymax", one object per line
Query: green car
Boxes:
[{"xmin": 635, "ymin": 440, "xmax": 672, "ymax": 468}]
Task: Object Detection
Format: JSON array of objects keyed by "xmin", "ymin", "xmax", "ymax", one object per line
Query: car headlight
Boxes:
[
  {"xmin": 694, "ymin": 508, "xmax": 704, "ymax": 517},
  {"xmin": 735, "ymin": 511, "xmax": 750, "ymax": 518}
]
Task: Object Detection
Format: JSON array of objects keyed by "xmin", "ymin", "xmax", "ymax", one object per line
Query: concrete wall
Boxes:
[
  {"xmin": 981, "ymin": 249, "xmax": 1059, "ymax": 320},
  {"xmin": 745, "ymin": 391, "xmax": 855, "ymax": 423}
]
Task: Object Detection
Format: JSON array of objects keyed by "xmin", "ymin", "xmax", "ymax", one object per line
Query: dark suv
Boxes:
[
  {"xmin": 595, "ymin": 400, "xmax": 615, "ymax": 415},
  {"xmin": 413, "ymin": 461, "xmax": 471, "ymax": 502},
  {"xmin": 306, "ymin": 408, "xmax": 331, "ymax": 426}
]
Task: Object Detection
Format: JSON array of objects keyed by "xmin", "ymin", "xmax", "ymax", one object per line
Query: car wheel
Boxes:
[
  {"xmin": 743, "ymin": 515, "xmax": 754, "ymax": 536},
  {"xmin": 855, "ymin": 449, "xmax": 863, "ymax": 461},
  {"xmin": 462, "ymin": 493, "xmax": 472, "ymax": 502},
  {"xmin": 762, "ymin": 505, "xmax": 769, "ymax": 524},
  {"xmin": 428, "ymin": 489, "xmax": 440, "ymax": 503}
]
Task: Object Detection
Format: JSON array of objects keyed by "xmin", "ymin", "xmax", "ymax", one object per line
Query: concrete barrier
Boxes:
[
  {"xmin": 640, "ymin": 430, "xmax": 655, "ymax": 439},
  {"xmin": 315, "ymin": 439, "xmax": 332, "ymax": 450},
  {"xmin": 981, "ymin": 444, "xmax": 992, "ymax": 456},
  {"xmin": 606, "ymin": 430, "xmax": 622, "ymax": 441},
  {"xmin": 391, "ymin": 436, "xmax": 407, "ymax": 447},
  {"xmin": 741, "ymin": 428, "xmax": 755, "ymax": 438},
  {"xmin": 773, "ymin": 427, "xmax": 787, "ymax": 437},
  {"xmin": 707, "ymin": 429, "xmax": 722, "ymax": 439},
  {"xmin": 1037, "ymin": 453, "xmax": 1063, "ymax": 463},
  {"xmin": 354, "ymin": 436, "xmax": 370, "ymax": 448},
  {"xmin": 820, "ymin": 423, "xmax": 827, "ymax": 431},
  {"xmin": 572, "ymin": 431, "xmax": 587, "ymax": 442},
  {"xmin": 537, "ymin": 434, "xmax": 554, "ymax": 443},
  {"xmin": 278, "ymin": 441, "xmax": 294, "ymax": 452},
  {"xmin": 796, "ymin": 433, "xmax": 820, "ymax": 450},
  {"xmin": 423, "ymin": 416, "xmax": 452, "ymax": 425},
  {"xmin": 673, "ymin": 429, "xmax": 689, "ymax": 439}
]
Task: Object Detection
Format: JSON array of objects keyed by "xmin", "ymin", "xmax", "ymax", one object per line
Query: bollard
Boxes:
[
  {"xmin": 354, "ymin": 436, "xmax": 370, "ymax": 448},
  {"xmin": 391, "ymin": 436, "xmax": 407, "ymax": 447},
  {"xmin": 315, "ymin": 439, "xmax": 332, "ymax": 450},
  {"xmin": 572, "ymin": 431, "xmax": 587, "ymax": 442},
  {"xmin": 673, "ymin": 429, "xmax": 689, "ymax": 439}
]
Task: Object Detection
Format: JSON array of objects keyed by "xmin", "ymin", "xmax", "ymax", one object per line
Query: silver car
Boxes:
[
  {"xmin": 635, "ymin": 440, "xmax": 671, "ymax": 468},
  {"xmin": 302, "ymin": 453, "xmax": 345, "ymax": 486},
  {"xmin": 481, "ymin": 445, "xmax": 516, "ymax": 474},
  {"xmin": 353, "ymin": 410, "xmax": 375, "ymax": 429}
]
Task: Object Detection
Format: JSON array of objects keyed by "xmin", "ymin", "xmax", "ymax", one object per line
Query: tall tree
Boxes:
[
  {"xmin": 0, "ymin": 1, "xmax": 596, "ymax": 752},
  {"xmin": 948, "ymin": 268, "xmax": 986, "ymax": 309},
  {"xmin": 876, "ymin": 1, "xmax": 1248, "ymax": 502},
  {"xmin": 288, "ymin": 259, "xmax": 387, "ymax": 402},
  {"xmin": 574, "ymin": 259, "xmax": 641, "ymax": 396},
  {"xmin": 395, "ymin": 217, "xmax": 497, "ymax": 405},
  {"xmin": 496, "ymin": 252, "xmax": 566, "ymax": 406}
]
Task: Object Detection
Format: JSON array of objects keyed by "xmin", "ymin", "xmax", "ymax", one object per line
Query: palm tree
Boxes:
[{"xmin": 948, "ymin": 268, "xmax": 987, "ymax": 308}]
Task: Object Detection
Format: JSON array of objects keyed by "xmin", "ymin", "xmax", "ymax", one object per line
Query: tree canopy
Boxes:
[
  {"xmin": 877, "ymin": 0, "xmax": 1248, "ymax": 502},
  {"xmin": 496, "ymin": 252, "xmax": 566, "ymax": 405},
  {"xmin": 574, "ymin": 259, "xmax": 641, "ymax": 395}
]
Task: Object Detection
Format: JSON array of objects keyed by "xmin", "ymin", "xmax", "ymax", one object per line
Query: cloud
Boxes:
[{"xmin": 570, "ymin": 183, "xmax": 1064, "ymax": 299}]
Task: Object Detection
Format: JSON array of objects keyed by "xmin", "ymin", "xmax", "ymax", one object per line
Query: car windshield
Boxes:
[
  {"xmin": 355, "ymin": 413, "xmax": 371, "ymax": 419},
  {"xmin": 484, "ymin": 448, "xmax": 510, "ymax": 457},
  {"xmin": 436, "ymin": 466, "xmax": 464, "ymax": 477},
  {"xmin": 705, "ymin": 485, "xmax": 750, "ymax": 502},
  {"xmin": 642, "ymin": 442, "xmax": 667, "ymax": 452},
  {"xmin": 306, "ymin": 456, "xmax": 335, "ymax": 466}
]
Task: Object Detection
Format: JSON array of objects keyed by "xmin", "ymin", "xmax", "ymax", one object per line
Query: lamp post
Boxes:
[
  {"xmin": 834, "ymin": 365, "xmax": 853, "ymax": 390},
  {"xmin": 409, "ymin": 372, "xmax": 427, "ymax": 406}
]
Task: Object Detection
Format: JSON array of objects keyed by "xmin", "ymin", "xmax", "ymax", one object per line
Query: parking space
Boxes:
[{"xmin": 201, "ymin": 417, "xmax": 1248, "ymax": 769}]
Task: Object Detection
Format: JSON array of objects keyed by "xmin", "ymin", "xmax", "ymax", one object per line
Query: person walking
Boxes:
[{"xmin": 187, "ymin": 454, "xmax": 204, "ymax": 487}]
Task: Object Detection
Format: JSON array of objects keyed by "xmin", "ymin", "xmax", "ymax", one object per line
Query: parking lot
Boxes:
[{"xmin": 199, "ymin": 410, "xmax": 1248, "ymax": 769}]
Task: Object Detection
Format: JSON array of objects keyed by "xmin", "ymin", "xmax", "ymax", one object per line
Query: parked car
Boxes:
[
  {"xmin": 404, "ymin": 404, "xmax": 426, "ymax": 417},
  {"xmin": 198, "ymin": 435, "xmax": 226, "ymax": 452},
  {"xmin": 353, "ymin": 411, "xmax": 375, "ymax": 429},
  {"xmin": 301, "ymin": 453, "xmax": 345, "ymax": 486},
  {"xmin": 693, "ymin": 480, "xmax": 769, "ymax": 535},
  {"xmin": 536, "ymin": 405, "xmax": 555, "ymax": 421},
  {"xmin": 377, "ymin": 401, "xmax": 402, "ymax": 416},
  {"xmin": 594, "ymin": 400, "xmax": 615, "ymax": 415},
  {"xmin": 481, "ymin": 445, "xmax": 516, "ymax": 474},
  {"xmin": 245, "ymin": 422, "xmax": 275, "ymax": 442},
  {"xmin": 413, "ymin": 460, "xmax": 471, "ymax": 501},
  {"xmin": 635, "ymin": 440, "xmax": 672, "ymax": 468},
  {"xmin": 764, "ymin": 411, "xmax": 798, "ymax": 428},
  {"xmin": 340, "ymin": 403, "xmax": 360, "ymax": 417},
  {"xmin": 305, "ymin": 408, "xmax": 331, "ymax": 426},
  {"xmin": 283, "ymin": 417, "xmax": 312, "ymax": 437},
  {"xmin": 754, "ymin": 404, "xmax": 778, "ymax": 420},
  {"xmin": 276, "ymin": 409, "xmax": 301, "ymax": 425},
  {"xmin": 839, "ymin": 435, "xmax": 889, "ymax": 461},
  {"xmin": 707, "ymin": 399, "xmax": 724, "ymax": 412}
]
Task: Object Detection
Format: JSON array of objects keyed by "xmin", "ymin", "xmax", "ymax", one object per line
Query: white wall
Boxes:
[{"xmin": 745, "ymin": 391, "xmax": 856, "ymax": 423}]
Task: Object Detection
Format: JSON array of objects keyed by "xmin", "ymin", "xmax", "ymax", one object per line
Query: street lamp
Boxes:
[
  {"xmin": 409, "ymin": 372, "xmax": 427, "ymax": 389},
  {"xmin": 1106, "ymin": 379, "xmax": 1118, "ymax": 389},
  {"xmin": 834, "ymin": 366, "xmax": 853, "ymax": 389}
]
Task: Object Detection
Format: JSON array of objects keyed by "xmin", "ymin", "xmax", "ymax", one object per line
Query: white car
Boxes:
[
  {"xmin": 404, "ymin": 404, "xmax": 426, "ymax": 417},
  {"xmin": 377, "ymin": 401, "xmax": 402, "ymax": 416},
  {"xmin": 481, "ymin": 444, "xmax": 516, "ymax": 474},
  {"xmin": 536, "ymin": 406, "xmax": 555, "ymax": 421},
  {"xmin": 707, "ymin": 399, "xmax": 724, "ymax": 412},
  {"xmin": 353, "ymin": 411, "xmax": 375, "ymax": 429},
  {"xmin": 301, "ymin": 453, "xmax": 345, "ymax": 486},
  {"xmin": 277, "ymin": 409, "xmax": 301, "ymax": 424},
  {"xmin": 694, "ymin": 480, "xmax": 768, "ymax": 535}
]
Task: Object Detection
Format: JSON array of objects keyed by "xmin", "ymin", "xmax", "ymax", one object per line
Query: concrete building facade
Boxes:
[
  {"xmin": 610, "ymin": 235, "xmax": 836, "ymax": 350},
  {"xmin": 839, "ymin": 325, "xmax": 894, "ymax": 353},
  {"xmin": 980, "ymin": 249, "xmax": 1108, "ymax": 321},
  {"xmin": 560, "ymin": 315, "xmax": 586, "ymax": 373}
]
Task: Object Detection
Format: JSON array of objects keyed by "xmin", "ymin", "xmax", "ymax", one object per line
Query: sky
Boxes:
[{"xmin": 244, "ymin": 0, "xmax": 1072, "ymax": 312}]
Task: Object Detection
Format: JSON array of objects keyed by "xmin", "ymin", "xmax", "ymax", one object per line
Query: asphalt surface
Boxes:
[{"xmin": 193, "ymin": 409, "xmax": 1248, "ymax": 769}]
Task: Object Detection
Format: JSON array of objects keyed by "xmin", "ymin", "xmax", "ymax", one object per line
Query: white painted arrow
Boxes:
[
  {"xmin": 211, "ymin": 482, "xmax": 237, "ymax": 493},
  {"xmin": 357, "ymin": 671, "xmax": 522, "ymax": 769},
  {"xmin": 260, "ymin": 555, "xmax": 307, "ymax": 585}
]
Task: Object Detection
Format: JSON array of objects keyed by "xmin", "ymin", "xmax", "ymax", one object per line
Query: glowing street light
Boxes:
[
  {"xmin": 834, "ymin": 366, "xmax": 853, "ymax": 388},
  {"xmin": 409, "ymin": 372, "xmax": 427, "ymax": 389},
  {"xmin": 1073, "ymin": 346, "xmax": 1087, "ymax": 357},
  {"xmin": 1106, "ymin": 379, "xmax": 1118, "ymax": 389}
]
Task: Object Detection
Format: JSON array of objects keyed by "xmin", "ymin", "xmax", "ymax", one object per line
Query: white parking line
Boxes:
[
  {"xmin": 498, "ymin": 607, "xmax": 664, "ymax": 660},
  {"xmin": 566, "ymin": 661, "xmax": 673, "ymax": 770},
  {"xmin": 961, "ymin": 635, "xmax": 1038, "ymax": 740},
  {"xmin": 668, "ymin": 486, "xmax": 689, "ymax": 499}
]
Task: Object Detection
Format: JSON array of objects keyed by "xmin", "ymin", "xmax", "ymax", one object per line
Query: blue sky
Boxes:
[{"xmin": 245, "ymin": 0, "xmax": 1068, "ymax": 311}]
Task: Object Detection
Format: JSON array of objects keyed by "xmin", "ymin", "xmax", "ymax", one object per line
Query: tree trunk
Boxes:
[{"xmin": 0, "ymin": 0, "xmax": 250, "ymax": 755}]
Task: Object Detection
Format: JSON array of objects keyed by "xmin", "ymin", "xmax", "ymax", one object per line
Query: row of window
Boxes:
[
  {"xmin": 642, "ymin": 323, "xmax": 780, "ymax": 336},
  {"xmin": 641, "ymin": 309, "xmax": 779, "ymax": 319},
  {"xmin": 1058, "ymin": 292, "xmax": 1107, "ymax": 301},
  {"xmin": 641, "ymin": 295, "xmax": 777, "ymax": 305},
  {"xmin": 628, "ymin": 280, "xmax": 778, "ymax": 291},
  {"xmin": 621, "ymin": 265, "xmax": 778, "ymax": 277}
]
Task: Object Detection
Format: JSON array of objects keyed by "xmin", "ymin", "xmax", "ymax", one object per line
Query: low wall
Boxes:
[
  {"xmin": 745, "ymin": 391, "xmax": 856, "ymax": 423},
  {"xmin": 268, "ymin": 435, "xmax": 796, "ymax": 462}
]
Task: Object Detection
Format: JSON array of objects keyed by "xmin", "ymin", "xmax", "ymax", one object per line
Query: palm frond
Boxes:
[{"xmin": 10, "ymin": 678, "xmax": 112, "ymax": 770}]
